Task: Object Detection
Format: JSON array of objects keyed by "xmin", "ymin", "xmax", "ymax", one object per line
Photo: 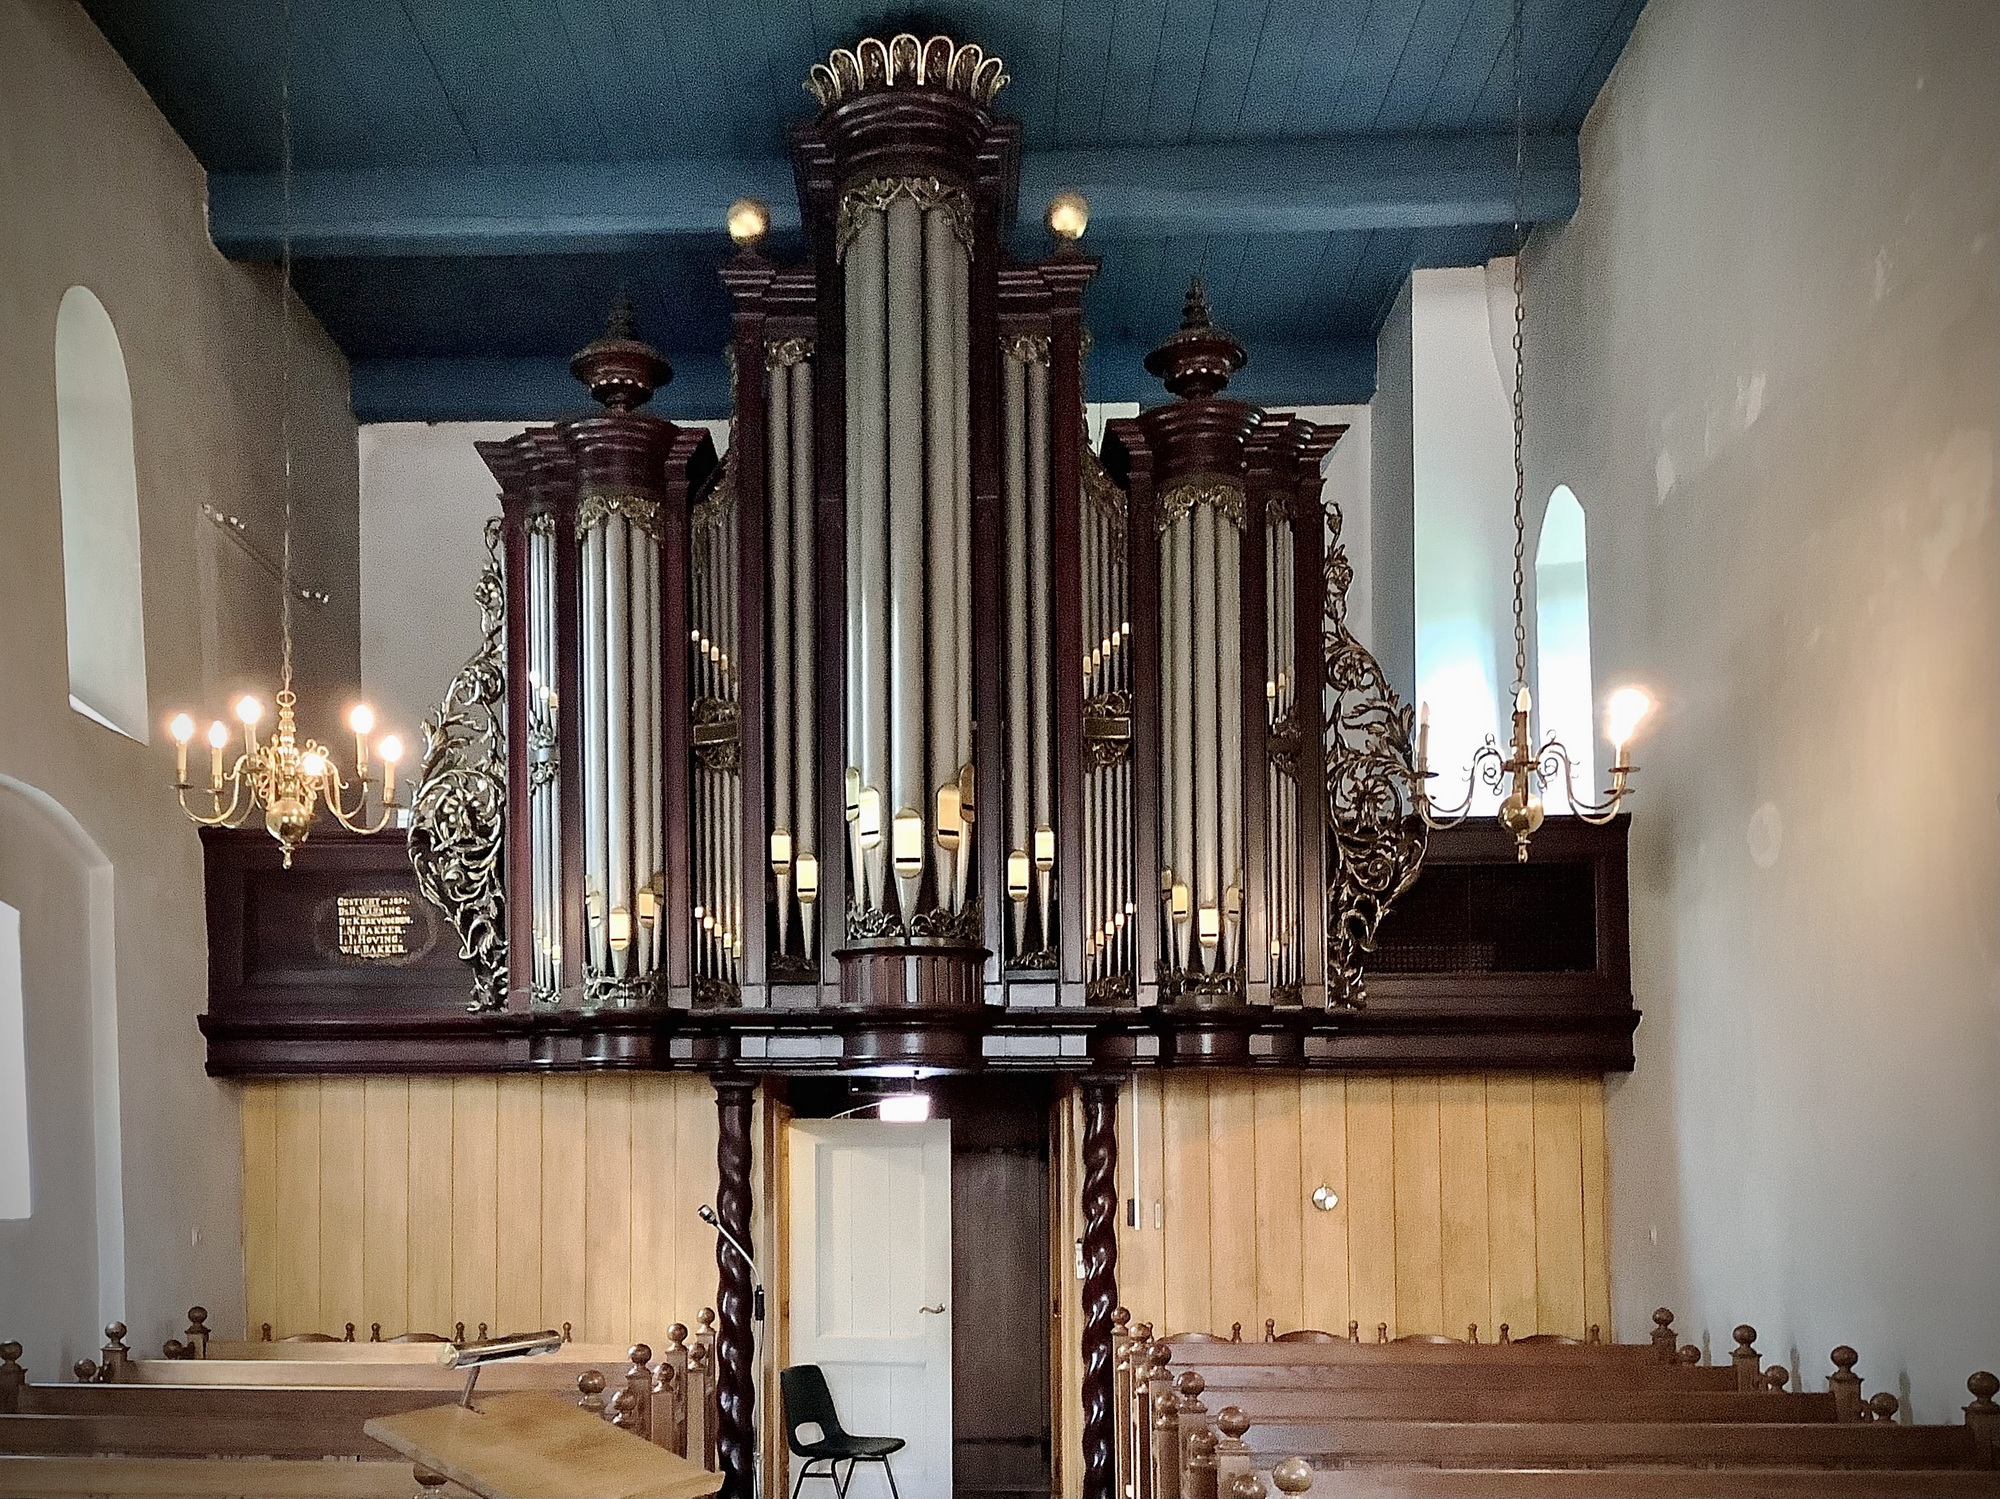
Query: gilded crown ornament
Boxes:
[{"xmin": 804, "ymin": 34, "xmax": 1008, "ymax": 109}]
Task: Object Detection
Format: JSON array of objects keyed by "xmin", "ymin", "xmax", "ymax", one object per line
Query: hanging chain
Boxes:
[
  {"xmin": 277, "ymin": 0, "xmax": 296, "ymax": 694},
  {"xmin": 1508, "ymin": 0, "xmax": 1529, "ymax": 696}
]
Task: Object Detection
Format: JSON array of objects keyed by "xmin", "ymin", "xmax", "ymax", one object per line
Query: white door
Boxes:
[{"xmin": 787, "ymin": 1119, "xmax": 952, "ymax": 1497}]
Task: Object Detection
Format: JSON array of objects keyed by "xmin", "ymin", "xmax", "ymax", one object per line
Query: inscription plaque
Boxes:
[{"xmin": 337, "ymin": 893, "xmax": 417, "ymax": 958}]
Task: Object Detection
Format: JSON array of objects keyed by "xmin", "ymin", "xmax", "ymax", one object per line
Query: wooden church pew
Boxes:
[
  {"xmin": 0, "ymin": 1312, "xmax": 721, "ymax": 1495},
  {"xmin": 0, "ymin": 1455, "xmax": 468, "ymax": 1498},
  {"xmin": 1111, "ymin": 1311, "xmax": 2000, "ymax": 1499}
]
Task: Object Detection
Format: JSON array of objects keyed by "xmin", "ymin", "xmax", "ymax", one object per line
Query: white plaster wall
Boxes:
[
  {"xmin": 1413, "ymin": 265, "xmax": 1522, "ymax": 806},
  {"xmin": 359, "ymin": 419, "xmax": 732, "ymax": 737},
  {"xmin": 0, "ymin": 0, "xmax": 359, "ymax": 1372},
  {"xmin": 1524, "ymin": 0, "xmax": 2000, "ymax": 1416},
  {"xmin": 1371, "ymin": 280, "xmax": 1417, "ymax": 699}
]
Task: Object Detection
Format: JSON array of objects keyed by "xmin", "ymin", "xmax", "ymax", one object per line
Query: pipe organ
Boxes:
[{"xmin": 416, "ymin": 29, "xmax": 1433, "ymax": 1045}]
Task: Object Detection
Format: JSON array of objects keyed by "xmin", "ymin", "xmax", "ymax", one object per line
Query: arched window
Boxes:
[
  {"xmin": 56, "ymin": 286, "xmax": 149, "ymax": 741},
  {"xmin": 1535, "ymin": 485, "xmax": 1593, "ymax": 812}
]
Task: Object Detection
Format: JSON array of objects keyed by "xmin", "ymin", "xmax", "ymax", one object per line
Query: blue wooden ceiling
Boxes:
[{"xmin": 80, "ymin": 0, "xmax": 1645, "ymax": 420}]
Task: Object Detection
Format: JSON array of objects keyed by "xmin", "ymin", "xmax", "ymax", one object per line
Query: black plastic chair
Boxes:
[{"xmin": 780, "ymin": 1363, "xmax": 905, "ymax": 1498}]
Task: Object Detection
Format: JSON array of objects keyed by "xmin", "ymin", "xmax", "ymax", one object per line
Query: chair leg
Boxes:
[{"xmin": 881, "ymin": 1455, "xmax": 901, "ymax": 1499}]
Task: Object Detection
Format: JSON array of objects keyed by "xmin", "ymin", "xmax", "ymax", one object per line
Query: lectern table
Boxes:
[{"xmin": 364, "ymin": 1391, "xmax": 723, "ymax": 1499}]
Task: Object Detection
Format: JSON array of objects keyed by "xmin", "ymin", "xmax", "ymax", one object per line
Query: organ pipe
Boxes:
[{"xmin": 840, "ymin": 181, "xmax": 973, "ymax": 938}]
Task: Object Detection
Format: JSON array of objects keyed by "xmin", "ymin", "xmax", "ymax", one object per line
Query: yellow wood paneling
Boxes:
[
  {"xmin": 240, "ymin": 1082, "xmax": 278, "ymax": 1338},
  {"xmin": 1581, "ymin": 1077, "xmax": 1612, "ymax": 1336},
  {"xmin": 1437, "ymin": 1074, "xmax": 1492, "ymax": 1343},
  {"xmin": 273, "ymin": 1084, "xmax": 322, "ymax": 1335},
  {"xmin": 1204, "ymin": 1073, "xmax": 1259, "ymax": 1340},
  {"xmin": 1390, "ymin": 1075, "xmax": 1444, "ymax": 1340},
  {"xmin": 1344, "ymin": 1076, "xmax": 1397, "ymax": 1338},
  {"xmin": 1296, "ymin": 1075, "xmax": 1349, "ymax": 1337},
  {"xmin": 240, "ymin": 1075, "xmax": 722, "ymax": 1345},
  {"xmin": 1251, "ymin": 1076, "xmax": 1303, "ymax": 1341},
  {"xmin": 360, "ymin": 1078, "xmax": 410, "ymax": 1338},
  {"xmin": 1120, "ymin": 1072, "xmax": 1609, "ymax": 1342},
  {"xmin": 1485, "ymin": 1074, "xmax": 1539, "ymax": 1339},
  {"xmin": 450, "ymin": 1077, "xmax": 499, "ymax": 1337},
  {"xmin": 318, "ymin": 1079, "xmax": 367, "ymax": 1338},
  {"xmin": 405, "ymin": 1080, "xmax": 454, "ymax": 1336},
  {"xmin": 1533, "ymin": 1074, "xmax": 1587, "ymax": 1337}
]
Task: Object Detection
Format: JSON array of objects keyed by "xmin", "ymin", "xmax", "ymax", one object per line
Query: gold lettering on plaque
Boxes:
[{"xmin": 336, "ymin": 894, "xmax": 416, "ymax": 959}]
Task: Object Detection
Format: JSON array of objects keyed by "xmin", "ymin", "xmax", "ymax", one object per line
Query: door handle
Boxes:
[{"xmin": 918, "ymin": 1303, "xmax": 946, "ymax": 1315}]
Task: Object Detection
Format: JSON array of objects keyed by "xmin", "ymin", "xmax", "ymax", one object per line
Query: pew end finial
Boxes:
[
  {"xmin": 1271, "ymin": 1456, "xmax": 1315, "ymax": 1495},
  {"xmin": 1965, "ymin": 1371, "xmax": 1999, "ymax": 1454}
]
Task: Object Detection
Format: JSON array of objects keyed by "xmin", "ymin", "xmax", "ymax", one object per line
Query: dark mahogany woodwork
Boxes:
[
  {"xmin": 197, "ymin": 819, "xmax": 1637, "ymax": 1075},
  {"xmin": 712, "ymin": 1076, "xmax": 757, "ymax": 1499},
  {"xmin": 1079, "ymin": 1074, "xmax": 1123, "ymax": 1499}
]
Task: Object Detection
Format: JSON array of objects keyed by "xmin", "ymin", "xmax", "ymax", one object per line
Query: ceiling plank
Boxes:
[{"xmin": 211, "ymin": 131, "xmax": 1578, "ymax": 258}]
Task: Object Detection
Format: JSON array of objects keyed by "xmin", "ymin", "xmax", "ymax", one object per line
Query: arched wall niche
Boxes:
[
  {"xmin": 0, "ymin": 775, "xmax": 125, "ymax": 1378},
  {"xmin": 1534, "ymin": 484, "xmax": 1594, "ymax": 811},
  {"xmin": 55, "ymin": 286, "xmax": 150, "ymax": 742}
]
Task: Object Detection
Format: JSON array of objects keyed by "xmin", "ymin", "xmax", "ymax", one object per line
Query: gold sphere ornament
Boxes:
[
  {"xmin": 726, "ymin": 197, "xmax": 770, "ymax": 247},
  {"xmin": 1046, "ymin": 190, "xmax": 1089, "ymax": 242}
]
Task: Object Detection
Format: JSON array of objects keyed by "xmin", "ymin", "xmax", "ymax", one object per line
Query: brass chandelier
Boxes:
[
  {"xmin": 1412, "ymin": 0, "xmax": 1651, "ymax": 861},
  {"xmin": 166, "ymin": 0, "xmax": 403, "ymax": 867}
]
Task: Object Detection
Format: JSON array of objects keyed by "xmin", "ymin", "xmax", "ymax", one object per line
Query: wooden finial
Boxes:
[
  {"xmin": 1468, "ymin": 1324, "xmax": 1479, "ymax": 1345},
  {"xmin": 1376, "ymin": 1323, "xmax": 1389, "ymax": 1344},
  {"xmin": 344, "ymin": 1323, "xmax": 356, "ymax": 1342},
  {"xmin": 454, "ymin": 1322, "xmax": 465, "ymax": 1343},
  {"xmin": 1226, "ymin": 1476, "xmax": 1267, "ymax": 1499},
  {"xmin": 1730, "ymin": 1326, "xmax": 1760, "ymax": 1392},
  {"xmin": 1588, "ymin": 1324, "xmax": 1601, "ymax": 1344},
  {"xmin": 161, "ymin": 1339, "xmax": 186, "ymax": 1360},
  {"xmin": 1651, "ymin": 1307, "xmax": 1677, "ymax": 1360},
  {"xmin": 1964, "ymin": 1371, "xmax": 1999, "ymax": 1454},
  {"xmin": 1498, "ymin": 1324, "xmax": 1511, "ymax": 1345},
  {"xmin": 478, "ymin": 1323, "xmax": 488, "ymax": 1341},
  {"xmin": 562, "ymin": 1322, "xmax": 573, "ymax": 1343},
  {"xmin": 1271, "ymin": 1455, "xmax": 1315, "ymax": 1494},
  {"xmin": 1677, "ymin": 1344, "xmax": 1700, "ymax": 1365},
  {"xmin": 1347, "ymin": 1321, "xmax": 1360, "ymax": 1344},
  {"xmin": 1763, "ymin": 1365, "xmax": 1789, "ymax": 1394},
  {"xmin": 371, "ymin": 1323, "xmax": 383, "ymax": 1342},
  {"xmin": 414, "ymin": 1466, "xmax": 451, "ymax": 1492},
  {"xmin": 0, "ymin": 1342, "xmax": 23, "ymax": 1415},
  {"xmin": 185, "ymin": 1308, "xmax": 210, "ymax": 1358},
  {"xmin": 610, "ymin": 1387, "xmax": 642, "ymax": 1431},
  {"xmin": 1176, "ymin": 1369, "xmax": 1207, "ymax": 1418},
  {"xmin": 666, "ymin": 1322, "xmax": 688, "ymax": 1352},
  {"xmin": 73, "ymin": 1359, "xmax": 97, "ymax": 1383},
  {"xmin": 577, "ymin": 1370, "xmax": 607, "ymax": 1414},
  {"xmin": 1264, "ymin": 1319, "xmax": 1277, "ymax": 1342},
  {"xmin": 1114, "ymin": 1307, "xmax": 1131, "ymax": 1333},
  {"xmin": 1829, "ymin": 1346, "xmax": 1863, "ymax": 1422},
  {"xmin": 1866, "ymin": 1391, "xmax": 1900, "ymax": 1424},
  {"xmin": 1217, "ymin": 1407, "xmax": 1251, "ymax": 1440},
  {"xmin": 260, "ymin": 1323, "xmax": 272, "ymax": 1342},
  {"xmin": 1230, "ymin": 1322, "xmax": 1243, "ymax": 1343},
  {"xmin": 100, "ymin": 1323, "xmax": 130, "ymax": 1383},
  {"xmin": 696, "ymin": 1308, "xmax": 715, "ymax": 1333}
]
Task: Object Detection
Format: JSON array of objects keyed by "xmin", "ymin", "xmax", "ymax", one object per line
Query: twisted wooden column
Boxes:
[
  {"xmin": 1080, "ymin": 1073, "xmax": 1124, "ymax": 1499},
  {"xmin": 712, "ymin": 1076, "xmax": 757, "ymax": 1498}
]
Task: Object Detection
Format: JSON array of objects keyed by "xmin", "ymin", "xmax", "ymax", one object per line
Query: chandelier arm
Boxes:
[
  {"xmin": 177, "ymin": 779, "xmax": 248, "ymax": 829},
  {"xmin": 1416, "ymin": 745, "xmax": 1494, "ymax": 828},
  {"xmin": 1555, "ymin": 747, "xmax": 1630, "ymax": 824}
]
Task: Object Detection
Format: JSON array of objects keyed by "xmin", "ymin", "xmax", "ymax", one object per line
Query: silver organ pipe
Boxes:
[
  {"xmin": 770, "ymin": 353, "xmax": 793, "ymax": 959},
  {"xmin": 582, "ymin": 521, "xmax": 609, "ymax": 978},
  {"xmin": 789, "ymin": 356, "xmax": 817, "ymax": 959},
  {"xmin": 1158, "ymin": 483, "xmax": 1246, "ymax": 996},
  {"xmin": 692, "ymin": 477, "xmax": 741, "ymax": 998},
  {"xmin": 1002, "ymin": 347, "xmax": 1033, "ymax": 961},
  {"xmin": 840, "ymin": 182, "xmax": 973, "ymax": 939},
  {"xmin": 1081, "ymin": 450, "xmax": 1134, "ymax": 1000},
  {"xmin": 528, "ymin": 518, "xmax": 560, "ymax": 1003}
]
